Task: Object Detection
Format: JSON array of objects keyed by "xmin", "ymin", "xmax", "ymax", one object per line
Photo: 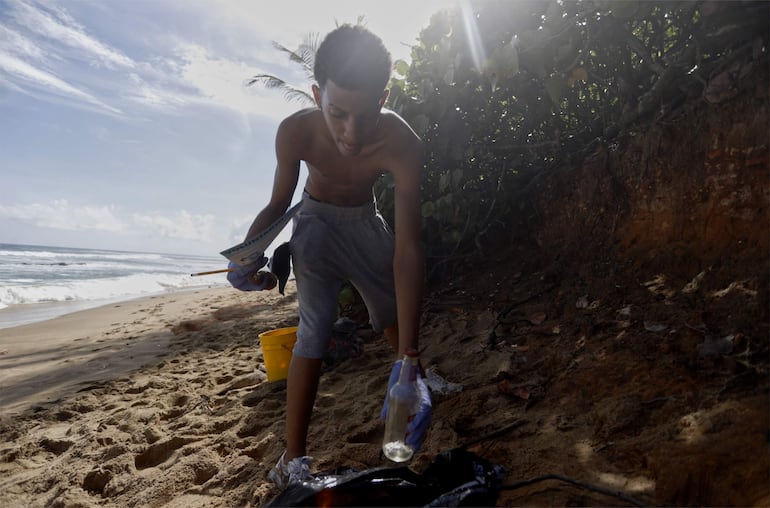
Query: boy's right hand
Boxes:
[{"xmin": 226, "ymin": 258, "xmax": 275, "ymax": 291}]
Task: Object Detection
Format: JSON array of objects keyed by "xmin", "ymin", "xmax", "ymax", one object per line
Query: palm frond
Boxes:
[
  {"xmin": 271, "ymin": 41, "xmax": 308, "ymax": 69},
  {"xmin": 246, "ymin": 74, "xmax": 288, "ymax": 89},
  {"xmin": 245, "ymin": 74, "xmax": 314, "ymax": 105},
  {"xmin": 279, "ymin": 88, "xmax": 315, "ymax": 105},
  {"xmin": 296, "ymin": 33, "xmax": 321, "ymax": 68},
  {"xmin": 246, "ymin": 32, "xmax": 321, "ymax": 106},
  {"xmin": 272, "ymin": 33, "xmax": 320, "ymax": 80}
]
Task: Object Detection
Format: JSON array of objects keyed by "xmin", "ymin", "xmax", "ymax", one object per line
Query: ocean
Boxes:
[{"xmin": 0, "ymin": 243, "xmax": 230, "ymax": 330}]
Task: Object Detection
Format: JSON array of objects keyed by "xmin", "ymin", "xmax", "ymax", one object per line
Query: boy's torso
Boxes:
[{"xmin": 290, "ymin": 108, "xmax": 410, "ymax": 207}]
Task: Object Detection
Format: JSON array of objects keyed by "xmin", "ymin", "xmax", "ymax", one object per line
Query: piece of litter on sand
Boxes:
[
  {"xmin": 643, "ymin": 320, "xmax": 668, "ymax": 332},
  {"xmin": 697, "ymin": 334, "xmax": 735, "ymax": 358},
  {"xmin": 424, "ymin": 367, "xmax": 463, "ymax": 394}
]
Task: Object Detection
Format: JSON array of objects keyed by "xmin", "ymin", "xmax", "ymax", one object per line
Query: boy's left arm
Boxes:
[
  {"xmin": 387, "ymin": 136, "xmax": 431, "ymax": 451},
  {"xmin": 391, "ymin": 136, "xmax": 425, "ymax": 357}
]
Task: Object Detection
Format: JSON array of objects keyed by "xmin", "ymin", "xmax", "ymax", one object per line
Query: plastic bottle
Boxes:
[{"xmin": 382, "ymin": 351, "xmax": 420, "ymax": 462}]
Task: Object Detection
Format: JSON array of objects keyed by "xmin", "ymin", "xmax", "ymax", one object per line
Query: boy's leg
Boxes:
[{"xmin": 285, "ymin": 354, "xmax": 324, "ymax": 460}]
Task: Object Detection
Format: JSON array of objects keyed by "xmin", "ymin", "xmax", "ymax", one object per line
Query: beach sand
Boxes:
[
  {"xmin": 1, "ymin": 275, "xmax": 767, "ymax": 507},
  {"xmin": 0, "ymin": 282, "xmax": 481, "ymax": 507},
  {"xmin": 0, "ymin": 284, "xmax": 308, "ymax": 506},
  {"xmin": 0, "ymin": 286, "xmax": 276, "ymax": 414}
]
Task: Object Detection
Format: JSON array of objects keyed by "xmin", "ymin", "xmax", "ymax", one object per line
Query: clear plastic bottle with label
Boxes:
[{"xmin": 382, "ymin": 351, "xmax": 420, "ymax": 462}]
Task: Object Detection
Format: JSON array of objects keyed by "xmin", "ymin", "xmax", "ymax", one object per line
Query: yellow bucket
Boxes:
[{"xmin": 259, "ymin": 326, "xmax": 297, "ymax": 382}]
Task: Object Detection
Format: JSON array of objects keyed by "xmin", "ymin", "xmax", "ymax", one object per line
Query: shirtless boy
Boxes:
[{"xmin": 227, "ymin": 25, "xmax": 431, "ymax": 486}]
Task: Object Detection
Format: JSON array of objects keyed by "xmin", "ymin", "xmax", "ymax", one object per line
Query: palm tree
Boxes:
[{"xmin": 245, "ymin": 33, "xmax": 320, "ymax": 106}]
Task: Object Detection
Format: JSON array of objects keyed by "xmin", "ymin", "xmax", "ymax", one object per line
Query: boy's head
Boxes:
[
  {"xmin": 312, "ymin": 25, "xmax": 392, "ymax": 157},
  {"xmin": 313, "ymin": 24, "xmax": 392, "ymax": 94}
]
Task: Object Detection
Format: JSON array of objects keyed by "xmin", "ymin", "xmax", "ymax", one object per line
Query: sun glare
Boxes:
[{"xmin": 459, "ymin": 0, "xmax": 486, "ymax": 72}]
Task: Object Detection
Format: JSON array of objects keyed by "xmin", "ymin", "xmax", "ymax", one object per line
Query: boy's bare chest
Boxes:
[
  {"xmin": 307, "ymin": 160, "xmax": 381, "ymax": 183},
  {"xmin": 304, "ymin": 162, "xmax": 381, "ymax": 207},
  {"xmin": 302, "ymin": 144, "xmax": 387, "ymax": 205},
  {"xmin": 305, "ymin": 138, "xmax": 387, "ymax": 185}
]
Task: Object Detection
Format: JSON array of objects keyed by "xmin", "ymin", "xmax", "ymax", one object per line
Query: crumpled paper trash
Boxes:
[{"xmin": 424, "ymin": 367, "xmax": 463, "ymax": 395}]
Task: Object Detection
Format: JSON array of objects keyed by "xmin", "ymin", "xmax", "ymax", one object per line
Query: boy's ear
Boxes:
[
  {"xmin": 379, "ymin": 89, "xmax": 390, "ymax": 107},
  {"xmin": 312, "ymin": 84, "xmax": 322, "ymax": 107}
]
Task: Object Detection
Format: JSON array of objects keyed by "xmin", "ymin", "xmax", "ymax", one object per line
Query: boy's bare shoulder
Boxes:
[
  {"xmin": 380, "ymin": 109, "xmax": 423, "ymax": 159},
  {"xmin": 276, "ymin": 108, "xmax": 325, "ymax": 156},
  {"xmin": 279, "ymin": 108, "xmax": 322, "ymax": 132}
]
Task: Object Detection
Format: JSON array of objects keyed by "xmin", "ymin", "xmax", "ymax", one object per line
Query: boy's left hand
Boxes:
[
  {"xmin": 381, "ymin": 361, "xmax": 432, "ymax": 450},
  {"xmin": 406, "ymin": 373, "xmax": 432, "ymax": 449}
]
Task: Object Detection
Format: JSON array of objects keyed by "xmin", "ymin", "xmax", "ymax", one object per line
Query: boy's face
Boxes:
[{"xmin": 313, "ymin": 80, "xmax": 389, "ymax": 157}]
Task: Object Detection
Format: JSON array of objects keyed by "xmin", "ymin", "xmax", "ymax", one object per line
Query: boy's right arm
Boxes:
[
  {"xmin": 229, "ymin": 116, "xmax": 302, "ymax": 292},
  {"xmin": 244, "ymin": 115, "xmax": 303, "ymax": 241}
]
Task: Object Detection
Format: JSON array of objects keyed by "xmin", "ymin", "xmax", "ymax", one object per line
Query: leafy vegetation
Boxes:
[
  {"xmin": 245, "ymin": 2, "xmax": 767, "ymax": 283},
  {"xmin": 381, "ymin": 0, "xmax": 768, "ymax": 280}
]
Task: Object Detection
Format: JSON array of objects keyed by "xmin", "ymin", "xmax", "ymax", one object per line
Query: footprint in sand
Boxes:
[
  {"xmin": 216, "ymin": 371, "xmax": 267, "ymax": 395},
  {"xmin": 41, "ymin": 438, "xmax": 73, "ymax": 454},
  {"xmin": 346, "ymin": 421, "xmax": 382, "ymax": 444},
  {"xmin": 36, "ymin": 423, "xmax": 75, "ymax": 454},
  {"xmin": 237, "ymin": 400, "xmax": 284, "ymax": 437},
  {"xmin": 82, "ymin": 468, "xmax": 112, "ymax": 495},
  {"xmin": 134, "ymin": 436, "xmax": 194, "ymax": 469}
]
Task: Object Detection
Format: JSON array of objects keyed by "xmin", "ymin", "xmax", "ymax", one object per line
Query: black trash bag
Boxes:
[
  {"xmin": 269, "ymin": 242, "xmax": 291, "ymax": 295},
  {"xmin": 265, "ymin": 448, "xmax": 504, "ymax": 507}
]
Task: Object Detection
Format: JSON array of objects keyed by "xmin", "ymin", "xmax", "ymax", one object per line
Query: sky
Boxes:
[{"xmin": 0, "ymin": 0, "xmax": 455, "ymax": 258}]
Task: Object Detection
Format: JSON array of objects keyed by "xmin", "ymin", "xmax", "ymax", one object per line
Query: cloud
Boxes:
[
  {"xmin": 0, "ymin": 24, "xmax": 46, "ymax": 61},
  {"xmin": 148, "ymin": 0, "xmax": 458, "ymax": 119},
  {"xmin": 178, "ymin": 0, "xmax": 455, "ymax": 64},
  {"xmin": 0, "ymin": 1, "xmax": 128, "ymax": 114},
  {"xmin": 0, "ymin": 0, "xmax": 304, "ymax": 120},
  {"xmin": 122, "ymin": 69, "xmax": 193, "ymax": 110},
  {"xmin": 0, "ymin": 200, "xmax": 126, "ymax": 232},
  {"xmin": 0, "ymin": 0, "xmax": 456, "ymax": 123},
  {"xmin": 0, "ymin": 200, "xmax": 217, "ymax": 243},
  {"xmin": 132, "ymin": 210, "xmax": 216, "ymax": 242},
  {"xmin": 171, "ymin": 42, "xmax": 303, "ymax": 120},
  {"xmin": 0, "ymin": 51, "xmax": 123, "ymax": 114},
  {"xmin": 9, "ymin": 0, "xmax": 134, "ymax": 69}
]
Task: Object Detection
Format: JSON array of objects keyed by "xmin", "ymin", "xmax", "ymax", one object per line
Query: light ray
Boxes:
[{"xmin": 459, "ymin": 0, "xmax": 486, "ymax": 72}]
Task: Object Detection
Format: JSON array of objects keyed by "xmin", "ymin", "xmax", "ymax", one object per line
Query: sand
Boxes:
[
  {"xmin": 0, "ymin": 285, "xmax": 306, "ymax": 506},
  {"xmin": 0, "ymin": 275, "xmax": 767, "ymax": 507},
  {"xmin": 0, "ymin": 283, "xmax": 439, "ymax": 507}
]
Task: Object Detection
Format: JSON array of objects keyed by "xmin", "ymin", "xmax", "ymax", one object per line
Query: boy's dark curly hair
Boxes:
[{"xmin": 314, "ymin": 24, "xmax": 392, "ymax": 93}]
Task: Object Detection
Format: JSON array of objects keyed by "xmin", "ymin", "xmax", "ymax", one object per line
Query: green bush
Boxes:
[{"xmin": 379, "ymin": 0, "xmax": 768, "ymax": 280}]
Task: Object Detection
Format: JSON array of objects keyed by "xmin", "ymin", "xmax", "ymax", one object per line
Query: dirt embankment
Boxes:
[{"xmin": 437, "ymin": 56, "xmax": 768, "ymax": 506}]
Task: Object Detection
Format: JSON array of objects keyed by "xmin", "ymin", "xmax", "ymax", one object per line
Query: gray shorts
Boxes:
[{"xmin": 290, "ymin": 193, "xmax": 396, "ymax": 359}]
